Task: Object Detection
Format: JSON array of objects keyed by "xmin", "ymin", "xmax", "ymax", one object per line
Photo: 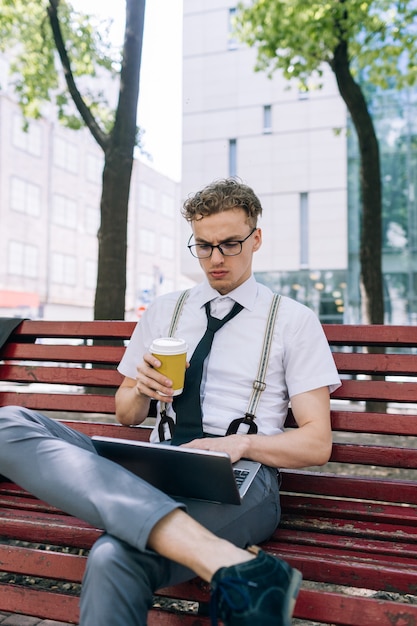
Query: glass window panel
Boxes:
[
  {"xmin": 229, "ymin": 139, "xmax": 237, "ymax": 177},
  {"xmin": 263, "ymin": 105, "xmax": 272, "ymax": 133},
  {"xmin": 300, "ymin": 192, "xmax": 309, "ymax": 268}
]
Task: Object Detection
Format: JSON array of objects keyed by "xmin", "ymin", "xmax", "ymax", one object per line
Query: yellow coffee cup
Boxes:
[{"xmin": 150, "ymin": 337, "xmax": 188, "ymax": 396}]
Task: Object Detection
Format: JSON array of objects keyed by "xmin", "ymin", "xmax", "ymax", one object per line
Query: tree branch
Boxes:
[
  {"xmin": 111, "ymin": 0, "xmax": 145, "ymax": 155},
  {"xmin": 47, "ymin": 0, "xmax": 109, "ymax": 150}
]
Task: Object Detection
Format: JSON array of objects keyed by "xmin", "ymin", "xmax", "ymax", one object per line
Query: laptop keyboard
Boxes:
[{"xmin": 233, "ymin": 468, "xmax": 250, "ymax": 488}]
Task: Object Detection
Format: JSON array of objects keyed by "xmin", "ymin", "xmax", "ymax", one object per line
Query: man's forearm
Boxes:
[{"xmin": 115, "ymin": 384, "xmax": 151, "ymax": 426}]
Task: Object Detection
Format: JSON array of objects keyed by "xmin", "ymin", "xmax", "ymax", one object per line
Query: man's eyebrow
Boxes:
[{"xmin": 194, "ymin": 234, "xmax": 243, "ymax": 244}]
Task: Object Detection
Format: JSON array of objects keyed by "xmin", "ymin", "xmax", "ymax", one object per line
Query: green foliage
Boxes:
[
  {"xmin": 0, "ymin": 0, "xmax": 119, "ymax": 129},
  {"xmin": 235, "ymin": 0, "xmax": 417, "ymax": 91}
]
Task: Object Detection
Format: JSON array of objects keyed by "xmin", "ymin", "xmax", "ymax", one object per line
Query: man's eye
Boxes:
[
  {"xmin": 221, "ymin": 242, "xmax": 239, "ymax": 250},
  {"xmin": 197, "ymin": 244, "xmax": 211, "ymax": 251}
]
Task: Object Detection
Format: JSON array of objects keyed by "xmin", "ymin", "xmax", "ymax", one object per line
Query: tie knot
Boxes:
[
  {"xmin": 207, "ymin": 316, "xmax": 225, "ymax": 332},
  {"xmin": 205, "ymin": 300, "xmax": 244, "ymax": 334}
]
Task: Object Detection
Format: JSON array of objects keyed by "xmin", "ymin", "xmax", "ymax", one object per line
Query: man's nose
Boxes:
[{"xmin": 211, "ymin": 247, "xmax": 224, "ymax": 263}]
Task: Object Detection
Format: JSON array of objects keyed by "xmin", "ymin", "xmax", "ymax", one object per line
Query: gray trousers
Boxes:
[{"xmin": 0, "ymin": 406, "xmax": 281, "ymax": 626}]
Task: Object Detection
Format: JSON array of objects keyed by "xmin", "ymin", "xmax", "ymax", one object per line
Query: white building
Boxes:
[
  {"xmin": 181, "ymin": 1, "xmax": 349, "ymax": 321},
  {"xmin": 0, "ymin": 56, "xmax": 188, "ymax": 321}
]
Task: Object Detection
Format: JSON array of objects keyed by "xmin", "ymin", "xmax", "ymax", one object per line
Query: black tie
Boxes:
[{"xmin": 171, "ymin": 300, "xmax": 243, "ymax": 445}]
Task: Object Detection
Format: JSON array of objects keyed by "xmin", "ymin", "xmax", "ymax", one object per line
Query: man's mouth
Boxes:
[{"xmin": 209, "ymin": 270, "xmax": 228, "ymax": 279}]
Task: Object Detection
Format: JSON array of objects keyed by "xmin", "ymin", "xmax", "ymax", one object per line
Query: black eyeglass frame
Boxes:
[{"xmin": 187, "ymin": 227, "xmax": 257, "ymax": 259}]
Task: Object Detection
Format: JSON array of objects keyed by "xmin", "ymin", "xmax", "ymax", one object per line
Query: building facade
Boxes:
[
  {"xmin": 182, "ymin": 0, "xmax": 349, "ymax": 322},
  {"xmin": 0, "ymin": 55, "xmax": 188, "ymax": 321},
  {"xmin": 182, "ymin": 1, "xmax": 417, "ymax": 324}
]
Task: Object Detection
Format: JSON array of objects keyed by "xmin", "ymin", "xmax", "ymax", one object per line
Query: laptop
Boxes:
[{"xmin": 92, "ymin": 436, "xmax": 262, "ymax": 505}]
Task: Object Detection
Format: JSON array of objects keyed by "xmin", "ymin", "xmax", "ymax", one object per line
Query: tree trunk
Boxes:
[
  {"xmin": 331, "ymin": 40, "xmax": 385, "ymax": 411},
  {"xmin": 331, "ymin": 41, "xmax": 384, "ymax": 325},
  {"xmin": 94, "ymin": 148, "xmax": 133, "ymax": 320},
  {"xmin": 48, "ymin": 0, "xmax": 145, "ymax": 321},
  {"xmin": 94, "ymin": 0, "xmax": 145, "ymax": 320}
]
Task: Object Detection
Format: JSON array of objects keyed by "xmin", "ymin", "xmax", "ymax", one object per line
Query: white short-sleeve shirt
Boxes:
[{"xmin": 118, "ymin": 275, "xmax": 341, "ymax": 442}]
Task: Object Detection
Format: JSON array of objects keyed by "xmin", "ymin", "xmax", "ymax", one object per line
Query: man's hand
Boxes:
[
  {"xmin": 135, "ymin": 352, "xmax": 176, "ymax": 403},
  {"xmin": 182, "ymin": 434, "xmax": 250, "ymax": 464},
  {"xmin": 116, "ymin": 353, "xmax": 185, "ymax": 426}
]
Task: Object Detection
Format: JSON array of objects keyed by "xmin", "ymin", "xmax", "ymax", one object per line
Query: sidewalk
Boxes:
[{"xmin": 0, "ymin": 614, "xmax": 72, "ymax": 626}]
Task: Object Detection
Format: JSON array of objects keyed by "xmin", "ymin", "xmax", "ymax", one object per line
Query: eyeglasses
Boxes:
[{"xmin": 188, "ymin": 227, "xmax": 257, "ymax": 259}]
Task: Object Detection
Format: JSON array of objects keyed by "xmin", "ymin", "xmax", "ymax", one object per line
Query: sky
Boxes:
[{"xmin": 70, "ymin": 0, "xmax": 183, "ymax": 181}]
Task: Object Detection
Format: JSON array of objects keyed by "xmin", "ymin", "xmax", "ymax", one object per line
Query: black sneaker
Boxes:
[{"xmin": 210, "ymin": 546, "xmax": 302, "ymax": 626}]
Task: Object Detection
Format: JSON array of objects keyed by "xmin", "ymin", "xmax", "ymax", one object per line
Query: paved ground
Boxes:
[{"xmin": 0, "ymin": 614, "xmax": 72, "ymax": 626}]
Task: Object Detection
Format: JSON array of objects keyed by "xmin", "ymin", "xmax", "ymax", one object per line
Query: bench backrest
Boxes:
[{"xmin": 1, "ymin": 320, "xmax": 416, "ymax": 506}]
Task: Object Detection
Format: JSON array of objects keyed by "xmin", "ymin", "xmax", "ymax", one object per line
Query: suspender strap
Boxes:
[
  {"xmin": 158, "ymin": 289, "xmax": 190, "ymax": 441},
  {"xmin": 246, "ymin": 293, "xmax": 281, "ymax": 418},
  {"xmin": 225, "ymin": 294, "xmax": 281, "ymax": 435},
  {"xmin": 168, "ymin": 289, "xmax": 190, "ymax": 337}
]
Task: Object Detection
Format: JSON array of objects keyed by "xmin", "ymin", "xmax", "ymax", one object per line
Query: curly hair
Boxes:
[{"xmin": 182, "ymin": 178, "xmax": 262, "ymax": 227}]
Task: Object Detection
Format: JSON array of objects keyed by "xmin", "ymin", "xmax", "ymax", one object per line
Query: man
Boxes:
[{"xmin": 0, "ymin": 179, "xmax": 340, "ymax": 626}]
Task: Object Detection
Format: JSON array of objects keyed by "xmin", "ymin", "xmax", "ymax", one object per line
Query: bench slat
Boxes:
[
  {"xmin": 330, "ymin": 410, "xmax": 417, "ymax": 436},
  {"xmin": 0, "ymin": 509, "xmax": 101, "ymax": 548},
  {"xmin": 280, "ymin": 494, "xmax": 417, "ymax": 528},
  {"xmin": 0, "ymin": 544, "xmax": 86, "ymax": 582},
  {"xmin": 295, "ymin": 587, "xmax": 417, "ymax": 626},
  {"xmin": 279, "ymin": 515, "xmax": 417, "ymax": 543},
  {"xmin": 0, "ymin": 585, "xmax": 80, "ymax": 625},
  {"xmin": 11, "ymin": 320, "xmax": 136, "ymax": 340},
  {"xmin": 9, "ymin": 320, "xmax": 417, "ymax": 346},
  {"xmin": 332, "ymin": 378, "xmax": 417, "ymax": 402},
  {"xmin": 333, "ymin": 351, "xmax": 417, "ymax": 376},
  {"xmin": 0, "ymin": 494, "xmax": 62, "ymax": 514},
  {"xmin": 281, "ymin": 470, "xmax": 417, "ymax": 504},
  {"xmin": 275, "ymin": 528, "xmax": 417, "ymax": 558},
  {"xmin": 0, "ymin": 392, "xmax": 116, "ymax": 413},
  {"xmin": 1, "ymin": 343, "xmax": 125, "ymax": 364},
  {"xmin": 330, "ymin": 442, "xmax": 417, "ymax": 468},
  {"xmin": 0, "ymin": 364, "xmax": 122, "ymax": 387},
  {"xmin": 323, "ymin": 324, "xmax": 417, "ymax": 347}
]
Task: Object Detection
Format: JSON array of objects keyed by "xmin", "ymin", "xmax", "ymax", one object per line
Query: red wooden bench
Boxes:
[{"xmin": 0, "ymin": 320, "xmax": 416, "ymax": 625}]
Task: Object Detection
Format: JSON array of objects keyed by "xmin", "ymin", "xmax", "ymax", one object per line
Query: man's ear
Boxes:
[{"xmin": 253, "ymin": 228, "xmax": 262, "ymax": 251}]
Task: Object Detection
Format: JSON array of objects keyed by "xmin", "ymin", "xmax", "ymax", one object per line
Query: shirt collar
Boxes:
[{"xmin": 198, "ymin": 275, "xmax": 258, "ymax": 311}]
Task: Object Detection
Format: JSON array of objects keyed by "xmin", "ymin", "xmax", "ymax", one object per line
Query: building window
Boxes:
[
  {"xmin": 12, "ymin": 115, "xmax": 42, "ymax": 157},
  {"xmin": 161, "ymin": 235, "xmax": 174, "ymax": 259},
  {"xmin": 161, "ymin": 193, "xmax": 175, "ymax": 218},
  {"xmin": 228, "ymin": 7, "xmax": 238, "ymax": 50},
  {"xmin": 229, "ymin": 139, "xmax": 237, "ymax": 177},
  {"xmin": 85, "ymin": 259, "xmax": 97, "ymax": 289},
  {"xmin": 54, "ymin": 136, "xmax": 78, "ymax": 174},
  {"xmin": 10, "ymin": 177, "xmax": 41, "ymax": 217},
  {"xmin": 139, "ymin": 229, "xmax": 155, "ymax": 254},
  {"xmin": 86, "ymin": 153, "xmax": 103, "ymax": 184},
  {"xmin": 85, "ymin": 205, "xmax": 100, "ymax": 235},
  {"xmin": 52, "ymin": 194, "xmax": 77, "ymax": 229},
  {"xmin": 263, "ymin": 105, "xmax": 272, "ymax": 133},
  {"xmin": 139, "ymin": 184, "xmax": 155, "ymax": 209},
  {"xmin": 51, "ymin": 252, "xmax": 76, "ymax": 285},
  {"xmin": 300, "ymin": 192, "xmax": 309, "ymax": 268},
  {"xmin": 8, "ymin": 241, "xmax": 38, "ymax": 278}
]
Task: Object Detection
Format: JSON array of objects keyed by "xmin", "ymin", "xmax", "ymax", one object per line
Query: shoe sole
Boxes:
[{"xmin": 282, "ymin": 568, "xmax": 302, "ymax": 626}]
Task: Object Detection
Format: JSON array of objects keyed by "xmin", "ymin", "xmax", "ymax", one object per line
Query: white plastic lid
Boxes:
[{"xmin": 150, "ymin": 337, "xmax": 188, "ymax": 355}]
